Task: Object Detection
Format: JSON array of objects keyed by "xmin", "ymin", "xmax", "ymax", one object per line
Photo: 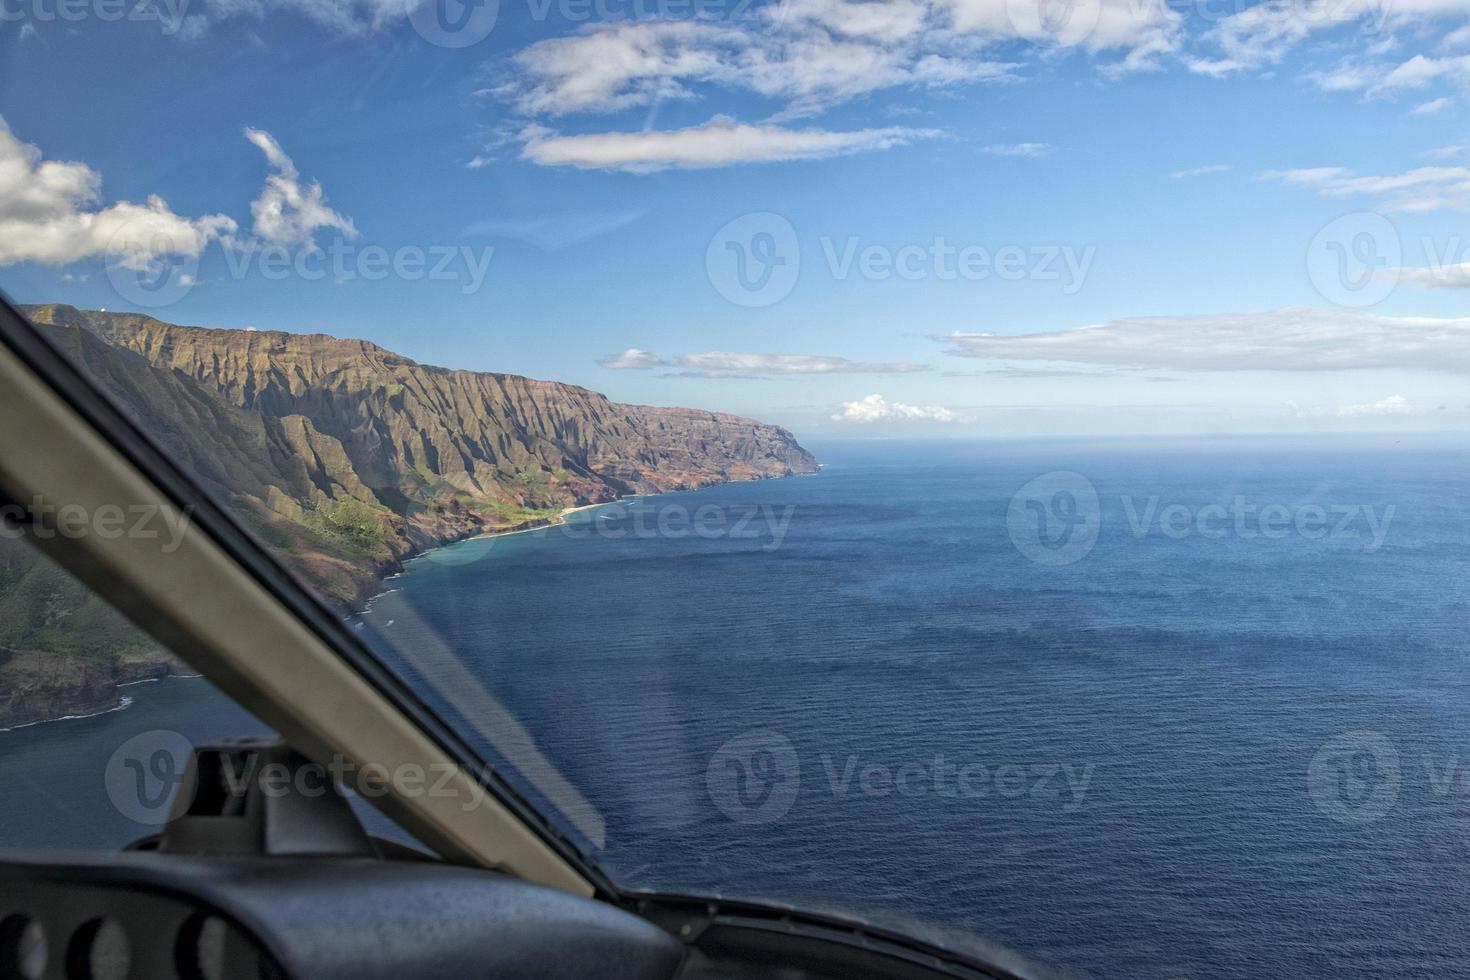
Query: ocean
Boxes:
[{"xmin": 5, "ymin": 436, "xmax": 1470, "ymax": 978}]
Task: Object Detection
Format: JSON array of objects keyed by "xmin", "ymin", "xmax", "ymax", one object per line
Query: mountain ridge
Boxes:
[{"xmin": 2, "ymin": 304, "xmax": 818, "ymax": 728}]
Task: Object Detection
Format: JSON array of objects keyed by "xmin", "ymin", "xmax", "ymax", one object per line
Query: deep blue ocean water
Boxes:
[{"xmin": 6, "ymin": 436, "xmax": 1470, "ymax": 978}]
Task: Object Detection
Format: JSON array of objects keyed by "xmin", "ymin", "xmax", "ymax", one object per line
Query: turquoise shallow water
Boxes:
[{"xmin": 6, "ymin": 436, "xmax": 1470, "ymax": 978}]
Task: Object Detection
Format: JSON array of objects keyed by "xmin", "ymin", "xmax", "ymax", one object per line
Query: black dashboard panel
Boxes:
[
  {"xmin": 0, "ymin": 852, "xmax": 686, "ymax": 980},
  {"xmin": 0, "ymin": 851, "xmax": 1049, "ymax": 980}
]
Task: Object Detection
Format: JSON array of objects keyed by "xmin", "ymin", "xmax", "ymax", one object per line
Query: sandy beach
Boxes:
[{"xmin": 468, "ymin": 497, "xmax": 638, "ymax": 543}]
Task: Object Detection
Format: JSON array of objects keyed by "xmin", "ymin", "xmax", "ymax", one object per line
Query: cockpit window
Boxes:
[{"xmin": 4, "ymin": 5, "xmax": 1470, "ymax": 975}]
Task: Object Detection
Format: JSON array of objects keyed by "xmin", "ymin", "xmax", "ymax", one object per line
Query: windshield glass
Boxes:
[{"xmin": 4, "ymin": 4, "xmax": 1470, "ymax": 976}]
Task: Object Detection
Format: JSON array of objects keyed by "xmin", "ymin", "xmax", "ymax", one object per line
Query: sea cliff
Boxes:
[{"xmin": 0, "ymin": 306, "xmax": 818, "ymax": 728}]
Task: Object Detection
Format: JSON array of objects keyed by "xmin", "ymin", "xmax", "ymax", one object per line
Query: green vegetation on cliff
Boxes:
[{"xmin": 0, "ymin": 305, "xmax": 820, "ymax": 728}]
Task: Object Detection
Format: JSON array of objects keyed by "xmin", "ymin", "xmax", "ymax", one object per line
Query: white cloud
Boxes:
[
  {"xmin": 1262, "ymin": 163, "xmax": 1470, "ymax": 211},
  {"xmin": 600, "ymin": 349, "xmax": 929, "ymax": 376},
  {"xmin": 1425, "ymin": 144, "xmax": 1465, "ymax": 159},
  {"xmin": 599, "ymin": 348, "xmax": 665, "ymax": 369},
  {"xmin": 0, "ymin": 117, "xmax": 236, "ymax": 269},
  {"xmin": 1192, "ymin": 0, "xmax": 1415, "ymax": 75},
  {"xmin": 0, "ymin": 122, "xmax": 358, "ymax": 276},
  {"xmin": 833, "ymin": 393, "xmax": 956, "ymax": 422},
  {"xmin": 940, "ymin": 307, "xmax": 1470, "ymax": 373},
  {"xmin": 499, "ymin": 1, "xmax": 1172, "ymax": 126},
  {"xmin": 980, "ymin": 142, "xmax": 1051, "ymax": 157},
  {"xmin": 521, "ymin": 117, "xmax": 940, "ymax": 172},
  {"xmin": 1307, "ymin": 62, "xmax": 1381, "ymax": 92},
  {"xmin": 1393, "ymin": 261, "xmax": 1470, "ymax": 287},
  {"xmin": 192, "ymin": 0, "xmax": 407, "ymax": 36},
  {"xmin": 1378, "ymin": 52, "xmax": 1470, "ymax": 90},
  {"xmin": 1338, "ymin": 394, "xmax": 1411, "ymax": 416},
  {"xmin": 1170, "ymin": 163, "xmax": 1230, "ymax": 177},
  {"xmin": 505, "ymin": 19, "xmax": 1021, "ymax": 120},
  {"xmin": 1412, "ymin": 97, "xmax": 1453, "ymax": 114},
  {"xmin": 244, "ymin": 128, "xmax": 357, "ymax": 246}
]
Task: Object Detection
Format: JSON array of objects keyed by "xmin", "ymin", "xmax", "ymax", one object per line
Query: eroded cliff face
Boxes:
[
  {"xmin": 2, "ymin": 305, "xmax": 818, "ymax": 727},
  {"xmin": 35, "ymin": 305, "xmax": 816, "ymax": 500}
]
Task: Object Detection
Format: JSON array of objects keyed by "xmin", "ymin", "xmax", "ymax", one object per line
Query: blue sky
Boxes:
[{"xmin": 1, "ymin": 0, "xmax": 1468, "ymax": 438}]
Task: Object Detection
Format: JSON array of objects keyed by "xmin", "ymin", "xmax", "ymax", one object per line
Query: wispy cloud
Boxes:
[
  {"xmin": 599, "ymin": 349, "xmax": 928, "ymax": 376},
  {"xmin": 462, "ymin": 210, "xmax": 645, "ymax": 251},
  {"xmin": 833, "ymin": 393, "xmax": 956, "ymax": 423},
  {"xmin": 1286, "ymin": 394, "xmax": 1414, "ymax": 418},
  {"xmin": 940, "ymin": 307, "xmax": 1470, "ymax": 373},
  {"xmin": 498, "ymin": 4, "xmax": 1173, "ymax": 125},
  {"xmin": 1262, "ymin": 163, "xmax": 1470, "ymax": 212},
  {"xmin": 1338, "ymin": 394, "xmax": 1411, "ymax": 417},
  {"xmin": 1412, "ymin": 97, "xmax": 1453, "ymax": 115},
  {"xmin": 598, "ymin": 348, "xmax": 665, "ymax": 369},
  {"xmin": 520, "ymin": 117, "xmax": 941, "ymax": 172},
  {"xmin": 980, "ymin": 142, "xmax": 1052, "ymax": 158},
  {"xmin": 1170, "ymin": 163, "xmax": 1230, "ymax": 178},
  {"xmin": 1393, "ymin": 261, "xmax": 1470, "ymax": 287}
]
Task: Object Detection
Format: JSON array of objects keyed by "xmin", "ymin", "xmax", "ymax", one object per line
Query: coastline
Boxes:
[
  {"xmin": 465, "ymin": 498, "xmax": 633, "ymax": 544},
  {"xmin": 0, "ymin": 658, "xmax": 199, "ymax": 733},
  {"xmin": 4, "ymin": 471, "xmax": 813, "ymax": 733}
]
